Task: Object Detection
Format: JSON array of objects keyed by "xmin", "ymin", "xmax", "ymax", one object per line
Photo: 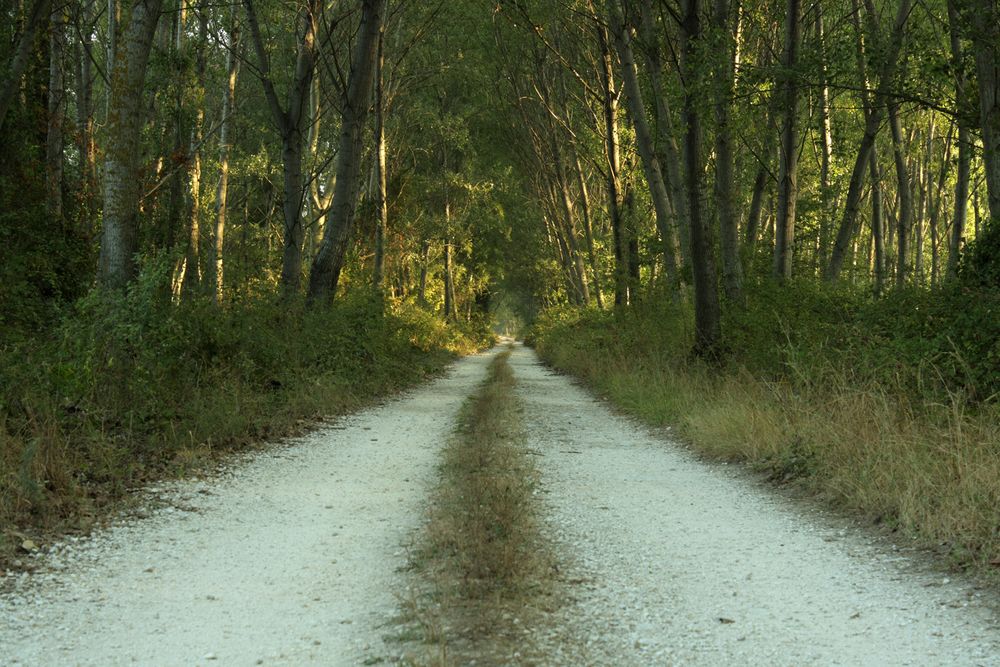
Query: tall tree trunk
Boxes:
[
  {"xmin": 637, "ymin": 0, "xmax": 692, "ymax": 272},
  {"xmin": 713, "ymin": 0, "xmax": 743, "ymax": 298},
  {"xmin": 417, "ymin": 238, "xmax": 430, "ymax": 303},
  {"xmin": 596, "ymin": 22, "xmax": 628, "ymax": 305},
  {"xmin": 889, "ymin": 102, "xmax": 914, "ymax": 287},
  {"xmin": 965, "ymin": 0, "xmax": 1000, "ymax": 222},
  {"xmin": 827, "ymin": 0, "xmax": 912, "ymax": 281},
  {"xmin": 244, "ymin": 0, "xmax": 318, "ymax": 295},
  {"xmin": 609, "ymin": 10, "xmax": 681, "ymax": 292},
  {"xmin": 46, "ymin": 2, "xmax": 66, "ymax": 223},
  {"xmin": 744, "ymin": 47, "xmax": 780, "ymax": 255},
  {"xmin": 0, "ymin": 0, "xmax": 53, "ymax": 130},
  {"xmin": 107, "ymin": 0, "xmax": 118, "ymax": 118},
  {"xmin": 164, "ymin": 5, "xmax": 185, "ymax": 263},
  {"xmin": 181, "ymin": 6, "xmax": 208, "ymax": 297},
  {"xmin": 307, "ymin": 0, "xmax": 385, "ymax": 304},
  {"xmin": 548, "ymin": 131, "xmax": 591, "ymax": 304},
  {"xmin": 816, "ymin": 7, "xmax": 834, "ymax": 271},
  {"xmin": 773, "ymin": 0, "xmax": 801, "ymax": 280},
  {"xmin": 870, "ymin": 151, "xmax": 886, "ymax": 295},
  {"xmin": 573, "ymin": 150, "xmax": 604, "ymax": 307},
  {"xmin": 681, "ymin": 0, "xmax": 722, "ymax": 355},
  {"xmin": 210, "ymin": 10, "xmax": 239, "ymax": 303},
  {"xmin": 99, "ymin": 0, "xmax": 165, "ymax": 289},
  {"xmin": 373, "ymin": 27, "xmax": 387, "ymax": 289},
  {"xmin": 947, "ymin": 1, "xmax": 970, "ymax": 278},
  {"xmin": 443, "ymin": 214, "xmax": 457, "ymax": 320},
  {"xmin": 76, "ymin": 0, "xmax": 98, "ymax": 233}
]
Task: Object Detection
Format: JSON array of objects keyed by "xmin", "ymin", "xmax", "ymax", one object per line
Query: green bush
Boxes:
[{"xmin": 1, "ymin": 273, "xmax": 490, "ymax": 545}]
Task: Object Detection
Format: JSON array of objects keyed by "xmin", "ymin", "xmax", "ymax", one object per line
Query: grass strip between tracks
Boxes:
[{"xmin": 394, "ymin": 346, "xmax": 557, "ymax": 666}]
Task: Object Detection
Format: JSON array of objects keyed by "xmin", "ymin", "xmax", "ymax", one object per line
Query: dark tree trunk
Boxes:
[
  {"xmin": 307, "ymin": 0, "xmax": 385, "ymax": 304},
  {"xmin": 946, "ymin": 0, "xmax": 970, "ymax": 278},
  {"xmin": 244, "ymin": 0, "xmax": 319, "ymax": 295},
  {"xmin": 773, "ymin": 0, "xmax": 801, "ymax": 280},
  {"xmin": 610, "ymin": 10, "xmax": 681, "ymax": 292},
  {"xmin": 681, "ymin": 0, "xmax": 722, "ymax": 355}
]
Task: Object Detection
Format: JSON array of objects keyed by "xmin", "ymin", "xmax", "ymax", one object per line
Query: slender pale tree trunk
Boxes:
[
  {"xmin": 99, "ymin": 0, "xmax": 166, "ymax": 289},
  {"xmin": 307, "ymin": 0, "xmax": 385, "ymax": 304},
  {"xmin": 181, "ymin": 6, "xmax": 208, "ymax": 297},
  {"xmin": 596, "ymin": 23, "xmax": 628, "ymax": 305},
  {"xmin": 638, "ymin": 0, "xmax": 691, "ymax": 271},
  {"xmin": 870, "ymin": 151, "xmax": 886, "ymax": 294},
  {"xmin": 373, "ymin": 28, "xmax": 388, "ymax": 289},
  {"xmin": 713, "ymin": 0, "xmax": 743, "ymax": 298},
  {"xmin": 417, "ymin": 238, "xmax": 430, "ymax": 303},
  {"xmin": 744, "ymin": 47, "xmax": 780, "ymax": 255},
  {"xmin": 76, "ymin": 0, "xmax": 98, "ymax": 233},
  {"xmin": 816, "ymin": 8, "xmax": 834, "ymax": 270},
  {"xmin": 773, "ymin": 0, "xmax": 800, "ymax": 280},
  {"xmin": 443, "ymin": 208, "xmax": 457, "ymax": 320},
  {"xmin": 210, "ymin": 10, "xmax": 239, "ymax": 303},
  {"xmin": 572, "ymin": 150, "xmax": 604, "ymax": 307},
  {"xmin": 554, "ymin": 151, "xmax": 591, "ymax": 305}
]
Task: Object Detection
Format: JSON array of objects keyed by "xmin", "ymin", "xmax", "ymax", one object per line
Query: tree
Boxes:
[
  {"xmin": 773, "ymin": 0, "xmax": 800, "ymax": 280},
  {"xmin": 99, "ymin": 0, "xmax": 165, "ymax": 290},
  {"xmin": 681, "ymin": 0, "xmax": 722, "ymax": 354},
  {"xmin": 0, "ymin": 0, "xmax": 53, "ymax": 130},
  {"xmin": 307, "ymin": 0, "xmax": 385, "ymax": 304},
  {"xmin": 243, "ymin": 0, "xmax": 320, "ymax": 294}
]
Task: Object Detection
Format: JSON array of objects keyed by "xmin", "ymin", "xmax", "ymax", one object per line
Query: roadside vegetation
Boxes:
[
  {"xmin": 397, "ymin": 348, "xmax": 557, "ymax": 665},
  {"xmin": 0, "ymin": 276, "xmax": 491, "ymax": 566},
  {"xmin": 530, "ymin": 280, "xmax": 1000, "ymax": 575}
]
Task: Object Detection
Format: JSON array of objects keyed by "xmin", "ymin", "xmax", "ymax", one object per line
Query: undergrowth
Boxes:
[
  {"xmin": 398, "ymin": 348, "xmax": 555, "ymax": 665},
  {"xmin": 529, "ymin": 281, "xmax": 1000, "ymax": 574},
  {"xmin": 0, "ymin": 275, "xmax": 492, "ymax": 565}
]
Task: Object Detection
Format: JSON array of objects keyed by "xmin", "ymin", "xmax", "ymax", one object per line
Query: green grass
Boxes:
[
  {"xmin": 0, "ymin": 286, "xmax": 492, "ymax": 565},
  {"xmin": 529, "ymin": 284, "xmax": 1000, "ymax": 574}
]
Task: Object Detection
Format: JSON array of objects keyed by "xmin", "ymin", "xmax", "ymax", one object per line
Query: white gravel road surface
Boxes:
[
  {"xmin": 510, "ymin": 342, "xmax": 1000, "ymax": 666},
  {"xmin": 3, "ymin": 342, "xmax": 999, "ymax": 666},
  {"xmin": 0, "ymin": 348, "xmax": 500, "ymax": 667}
]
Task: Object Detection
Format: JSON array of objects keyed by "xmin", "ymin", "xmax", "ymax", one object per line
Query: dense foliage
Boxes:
[{"xmin": 2, "ymin": 0, "xmax": 999, "ymax": 567}]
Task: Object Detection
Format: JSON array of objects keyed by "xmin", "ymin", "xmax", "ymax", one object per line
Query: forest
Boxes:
[{"xmin": 1, "ymin": 0, "xmax": 999, "ymax": 571}]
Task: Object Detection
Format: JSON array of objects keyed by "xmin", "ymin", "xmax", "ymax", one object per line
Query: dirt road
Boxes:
[
  {"xmin": 0, "ymin": 348, "xmax": 503, "ymax": 666},
  {"xmin": 2, "ymin": 343, "xmax": 998, "ymax": 665},
  {"xmin": 509, "ymin": 343, "xmax": 1000, "ymax": 666}
]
